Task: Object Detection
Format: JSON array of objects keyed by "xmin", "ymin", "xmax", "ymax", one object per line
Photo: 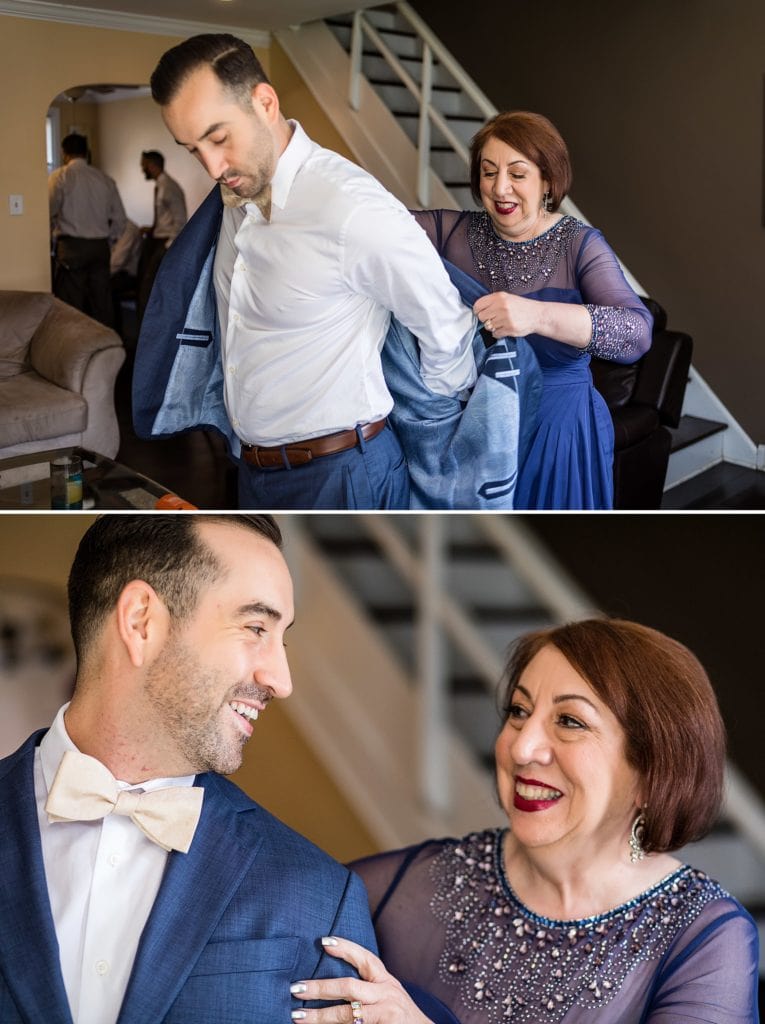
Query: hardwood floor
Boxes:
[{"xmin": 115, "ymin": 305, "xmax": 237, "ymax": 510}]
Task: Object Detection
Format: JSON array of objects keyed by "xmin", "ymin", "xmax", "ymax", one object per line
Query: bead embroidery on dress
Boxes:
[
  {"xmin": 583, "ymin": 304, "xmax": 646, "ymax": 362},
  {"xmin": 467, "ymin": 212, "xmax": 579, "ymax": 291},
  {"xmin": 429, "ymin": 829, "xmax": 726, "ymax": 1023}
]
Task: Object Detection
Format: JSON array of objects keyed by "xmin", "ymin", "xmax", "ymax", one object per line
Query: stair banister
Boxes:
[
  {"xmin": 348, "ymin": 10, "xmax": 363, "ymax": 110},
  {"xmin": 418, "ymin": 515, "xmax": 450, "ymax": 813},
  {"xmin": 416, "ymin": 43, "xmax": 433, "ymax": 205},
  {"xmin": 395, "ymin": 1, "xmax": 496, "ymax": 119},
  {"xmin": 362, "ymin": 515, "xmax": 504, "ymax": 688}
]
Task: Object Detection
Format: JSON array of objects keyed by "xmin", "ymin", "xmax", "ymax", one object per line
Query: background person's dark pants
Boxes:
[
  {"xmin": 137, "ymin": 236, "xmax": 168, "ymax": 326},
  {"xmin": 53, "ymin": 236, "xmax": 113, "ymax": 327}
]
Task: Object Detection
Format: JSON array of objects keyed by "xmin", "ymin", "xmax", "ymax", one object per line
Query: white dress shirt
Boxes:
[
  {"xmin": 213, "ymin": 121, "xmax": 477, "ymax": 447},
  {"xmin": 110, "ymin": 219, "xmax": 143, "ymax": 276},
  {"xmin": 34, "ymin": 705, "xmax": 197, "ymax": 1024},
  {"xmin": 153, "ymin": 171, "xmax": 187, "ymax": 243},
  {"xmin": 49, "ymin": 158, "xmax": 126, "ymax": 244}
]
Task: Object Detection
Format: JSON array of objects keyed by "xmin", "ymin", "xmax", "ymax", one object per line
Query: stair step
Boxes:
[
  {"xmin": 393, "ymin": 112, "xmax": 484, "ymax": 123},
  {"xmin": 368, "ymin": 604, "xmax": 550, "ymax": 624},
  {"xmin": 361, "ymin": 48, "xmax": 440, "ymax": 66},
  {"xmin": 662, "ymin": 461, "xmax": 765, "ymax": 510},
  {"xmin": 668, "ymin": 415, "xmax": 726, "ymax": 452},
  {"xmin": 315, "ymin": 537, "xmax": 505, "ymax": 560},
  {"xmin": 367, "ymin": 77, "xmax": 461, "ymax": 94}
]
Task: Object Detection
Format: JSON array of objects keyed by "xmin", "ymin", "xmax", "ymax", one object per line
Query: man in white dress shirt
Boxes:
[
  {"xmin": 147, "ymin": 33, "xmax": 478, "ymax": 510},
  {"xmin": 0, "ymin": 513, "xmax": 377, "ymax": 1024},
  {"xmin": 49, "ymin": 132, "xmax": 126, "ymax": 327},
  {"xmin": 137, "ymin": 150, "xmax": 188, "ymax": 323}
]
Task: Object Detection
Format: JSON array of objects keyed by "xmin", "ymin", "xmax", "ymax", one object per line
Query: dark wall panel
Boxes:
[{"xmin": 412, "ymin": 0, "xmax": 765, "ymax": 442}]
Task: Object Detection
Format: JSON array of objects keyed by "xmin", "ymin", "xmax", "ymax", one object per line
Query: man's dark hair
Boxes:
[
  {"xmin": 141, "ymin": 150, "xmax": 165, "ymax": 170},
  {"xmin": 61, "ymin": 133, "xmax": 88, "ymax": 158},
  {"xmin": 68, "ymin": 514, "xmax": 282, "ymax": 663},
  {"xmin": 150, "ymin": 33, "xmax": 270, "ymax": 107}
]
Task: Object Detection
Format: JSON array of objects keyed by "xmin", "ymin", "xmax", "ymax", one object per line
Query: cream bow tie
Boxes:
[{"xmin": 45, "ymin": 750, "xmax": 204, "ymax": 853}]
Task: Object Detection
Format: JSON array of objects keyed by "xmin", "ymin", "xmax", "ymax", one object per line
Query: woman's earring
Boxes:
[
  {"xmin": 629, "ymin": 811, "xmax": 646, "ymax": 863},
  {"xmin": 541, "ymin": 191, "xmax": 551, "ymax": 213}
]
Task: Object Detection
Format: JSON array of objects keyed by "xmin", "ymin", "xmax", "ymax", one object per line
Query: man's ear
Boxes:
[
  {"xmin": 115, "ymin": 580, "xmax": 170, "ymax": 668},
  {"xmin": 251, "ymin": 81, "xmax": 280, "ymax": 123}
]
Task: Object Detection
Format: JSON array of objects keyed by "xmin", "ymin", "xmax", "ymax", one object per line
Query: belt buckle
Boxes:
[{"xmin": 284, "ymin": 446, "xmax": 313, "ymax": 466}]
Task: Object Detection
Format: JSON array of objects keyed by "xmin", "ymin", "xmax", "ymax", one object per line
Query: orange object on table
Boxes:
[{"xmin": 155, "ymin": 494, "xmax": 198, "ymax": 510}]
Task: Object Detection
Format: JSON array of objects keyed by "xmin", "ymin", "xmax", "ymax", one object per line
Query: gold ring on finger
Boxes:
[{"xmin": 351, "ymin": 1000, "xmax": 364, "ymax": 1023}]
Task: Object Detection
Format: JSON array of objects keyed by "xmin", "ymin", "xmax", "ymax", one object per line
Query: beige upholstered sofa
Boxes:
[{"xmin": 0, "ymin": 291, "xmax": 125, "ymax": 460}]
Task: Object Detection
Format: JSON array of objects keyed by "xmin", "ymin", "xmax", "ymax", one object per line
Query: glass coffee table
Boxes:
[{"xmin": 0, "ymin": 446, "xmax": 180, "ymax": 510}]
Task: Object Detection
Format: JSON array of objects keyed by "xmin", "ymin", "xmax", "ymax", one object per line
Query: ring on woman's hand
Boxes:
[
  {"xmin": 485, "ymin": 318, "xmax": 494, "ymax": 330},
  {"xmin": 350, "ymin": 1000, "xmax": 364, "ymax": 1023}
]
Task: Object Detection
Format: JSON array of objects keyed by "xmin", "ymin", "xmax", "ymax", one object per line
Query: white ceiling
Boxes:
[{"xmin": 1, "ymin": 0, "xmax": 381, "ymax": 33}]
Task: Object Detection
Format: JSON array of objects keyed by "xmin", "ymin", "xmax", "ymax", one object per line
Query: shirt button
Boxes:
[
  {"xmin": 108, "ymin": 853, "xmax": 120, "ymax": 867},
  {"xmin": 95, "ymin": 960, "xmax": 109, "ymax": 976},
  {"xmin": 228, "ymin": 365, "xmax": 236, "ymax": 375},
  {"xmin": 232, "ymin": 312, "xmax": 240, "ymax": 322}
]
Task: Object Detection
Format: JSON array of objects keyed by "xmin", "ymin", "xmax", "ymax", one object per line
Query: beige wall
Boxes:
[
  {"xmin": 0, "ymin": 514, "xmax": 376, "ymax": 863},
  {"xmin": 0, "ymin": 16, "xmax": 192, "ymax": 290},
  {"xmin": 97, "ymin": 95, "xmax": 213, "ymax": 227},
  {"xmin": 0, "ymin": 14, "xmax": 360, "ymax": 295}
]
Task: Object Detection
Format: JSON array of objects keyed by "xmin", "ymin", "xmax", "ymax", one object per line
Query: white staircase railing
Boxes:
[{"xmin": 349, "ymin": 3, "xmax": 494, "ymax": 208}]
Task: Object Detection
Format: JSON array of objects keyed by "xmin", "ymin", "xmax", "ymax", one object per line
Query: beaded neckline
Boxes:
[
  {"xmin": 468, "ymin": 212, "xmax": 581, "ymax": 290},
  {"xmin": 486, "ymin": 213, "xmax": 573, "ymax": 247},
  {"xmin": 493, "ymin": 830, "xmax": 691, "ymax": 929},
  {"xmin": 428, "ymin": 828, "xmax": 727, "ymax": 1023}
]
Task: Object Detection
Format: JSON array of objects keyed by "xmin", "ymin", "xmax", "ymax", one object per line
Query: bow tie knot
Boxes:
[{"xmin": 45, "ymin": 750, "xmax": 204, "ymax": 854}]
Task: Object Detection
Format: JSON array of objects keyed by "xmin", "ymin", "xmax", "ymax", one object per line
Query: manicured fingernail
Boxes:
[
  {"xmin": 290, "ymin": 983, "xmax": 307, "ymax": 995},
  {"xmin": 291, "ymin": 1013, "xmax": 306, "ymax": 1020},
  {"xmin": 321, "ymin": 936, "xmax": 338, "ymax": 947}
]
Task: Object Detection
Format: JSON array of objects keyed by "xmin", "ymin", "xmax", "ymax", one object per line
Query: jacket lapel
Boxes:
[
  {"xmin": 0, "ymin": 734, "xmax": 72, "ymax": 1024},
  {"xmin": 117, "ymin": 773, "xmax": 264, "ymax": 1024}
]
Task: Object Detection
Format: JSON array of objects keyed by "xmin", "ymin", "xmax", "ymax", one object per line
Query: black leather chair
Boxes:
[{"xmin": 590, "ymin": 299, "xmax": 693, "ymax": 510}]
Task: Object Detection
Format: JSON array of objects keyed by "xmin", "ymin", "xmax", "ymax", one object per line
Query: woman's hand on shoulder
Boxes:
[
  {"xmin": 290, "ymin": 936, "xmax": 434, "ymax": 1024},
  {"xmin": 473, "ymin": 292, "xmax": 542, "ymax": 339}
]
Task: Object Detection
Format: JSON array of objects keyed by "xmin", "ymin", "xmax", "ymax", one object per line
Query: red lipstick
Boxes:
[{"xmin": 513, "ymin": 775, "xmax": 562, "ymax": 813}]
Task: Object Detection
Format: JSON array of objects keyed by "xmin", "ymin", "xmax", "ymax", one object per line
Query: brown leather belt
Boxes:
[{"xmin": 241, "ymin": 418, "xmax": 387, "ymax": 469}]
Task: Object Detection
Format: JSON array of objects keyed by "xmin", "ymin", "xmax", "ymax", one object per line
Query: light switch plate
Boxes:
[{"xmin": 9, "ymin": 195, "xmax": 23, "ymax": 215}]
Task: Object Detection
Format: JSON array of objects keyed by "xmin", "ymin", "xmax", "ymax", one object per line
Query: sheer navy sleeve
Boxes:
[
  {"xmin": 576, "ymin": 228, "xmax": 653, "ymax": 365},
  {"xmin": 640, "ymin": 900, "xmax": 760, "ymax": 1023}
]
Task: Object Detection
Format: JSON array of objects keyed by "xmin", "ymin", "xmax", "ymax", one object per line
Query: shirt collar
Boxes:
[
  {"xmin": 268, "ymin": 119, "xmax": 312, "ymax": 211},
  {"xmin": 39, "ymin": 703, "xmax": 197, "ymax": 794}
]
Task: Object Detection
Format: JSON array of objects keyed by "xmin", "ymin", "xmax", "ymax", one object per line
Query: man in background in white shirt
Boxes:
[
  {"xmin": 0, "ymin": 513, "xmax": 377, "ymax": 1024},
  {"xmin": 49, "ymin": 132, "xmax": 126, "ymax": 327},
  {"xmin": 137, "ymin": 150, "xmax": 188, "ymax": 324},
  {"xmin": 146, "ymin": 33, "xmax": 478, "ymax": 510}
]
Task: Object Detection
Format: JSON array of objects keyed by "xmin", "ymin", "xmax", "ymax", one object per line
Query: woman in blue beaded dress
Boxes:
[
  {"xmin": 412, "ymin": 112, "xmax": 652, "ymax": 509},
  {"xmin": 289, "ymin": 620, "xmax": 759, "ymax": 1023}
]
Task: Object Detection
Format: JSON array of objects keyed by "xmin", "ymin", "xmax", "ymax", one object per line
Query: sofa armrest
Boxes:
[
  {"xmin": 28, "ymin": 298, "xmax": 124, "ymax": 394},
  {"xmin": 632, "ymin": 330, "xmax": 693, "ymax": 428}
]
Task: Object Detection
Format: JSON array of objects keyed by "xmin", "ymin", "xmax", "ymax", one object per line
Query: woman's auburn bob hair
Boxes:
[
  {"xmin": 500, "ymin": 618, "xmax": 726, "ymax": 854},
  {"xmin": 469, "ymin": 110, "xmax": 573, "ymax": 210}
]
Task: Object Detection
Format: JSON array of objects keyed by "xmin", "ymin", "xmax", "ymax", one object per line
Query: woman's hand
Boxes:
[
  {"xmin": 289, "ymin": 936, "xmax": 433, "ymax": 1024},
  {"xmin": 473, "ymin": 291, "xmax": 592, "ymax": 348},
  {"xmin": 473, "ymin": 292, "xmax": 542, "ymax": 339}
]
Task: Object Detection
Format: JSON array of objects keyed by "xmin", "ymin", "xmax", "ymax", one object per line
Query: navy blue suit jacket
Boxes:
[{"xmin": 0, "ymin": 731, "xmax": 377, "ymax": 1024}]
